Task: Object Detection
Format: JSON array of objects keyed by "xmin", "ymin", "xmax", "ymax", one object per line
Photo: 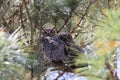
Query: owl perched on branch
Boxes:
[
  {"xmin": 41, "ymin": 28, "xmax": 84, "ymax": 67},
  {"xmin": 41, "ymin": 28, "xmax": 69, "ymax": 65}
]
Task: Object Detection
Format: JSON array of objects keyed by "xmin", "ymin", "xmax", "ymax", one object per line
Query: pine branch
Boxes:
[
  {"xmin": 71, "ymin": 1, "xmax": 93, "ymax": 33},
  {"xmin": 57, "ymin": 5, "xmax": 78, "ymax": 33}
]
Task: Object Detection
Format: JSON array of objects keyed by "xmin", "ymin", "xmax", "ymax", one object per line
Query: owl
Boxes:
[
  {"xmin": 58, "ymin": 32, "xmax": 74, "ymax": 46},
  {"xmin": 41, "ymin": 28, "xmax": 68, "ymax": 65},
  {"xmin": 58, "ymin": 32, "xmax": 83, "ymax": 56},
  {"xmin": 41, "ymin": 28, "xmax": 83, "ymax": 67}
]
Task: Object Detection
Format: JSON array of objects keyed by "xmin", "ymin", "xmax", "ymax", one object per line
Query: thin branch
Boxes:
[
  {"xmin": 23, "ymin": 0, "xmax": 33, "ymax": 45},
  {"xmin": 53, "ymin": 17, "xmax": 57, "ymax": 31},
  {"xmin": 7, "ymin": 0, "xmax": 25, "ymax": 21},
  {"xmin": 71, "ymin": 1, "xmax": 93, "ymax": 33},
  {"xmin": 54, "ymin": 71, "xmax": 65, "ymax": 80},
  {"xmin": 19, "ymin": 0, "xmax": 25, "ymax": 29},
  {"xmin": 107, "ymin": 0, "xmax": 111, "ymax": 9},
  {"xmin": 0, "ymin": 0, "xmax": 11, "ymax": 17},
  {"xmin": 57, "ymin": 6, "xmax": 78, "ymax": 33},
  {"xmin": 0, "ymin": 1, "xmax": 11, "ymax": 29},
  {"xmin": 105, "ymin": 62, "xmax": 119, "ymax": 80}
]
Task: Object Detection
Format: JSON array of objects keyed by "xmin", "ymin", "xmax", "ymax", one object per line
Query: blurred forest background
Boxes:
[{"xmin": 0, "ymin": 0, "xmax": 120, "ymax": 80}]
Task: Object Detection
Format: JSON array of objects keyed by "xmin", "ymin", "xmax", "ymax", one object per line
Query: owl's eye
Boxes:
[{"xmin": 66, "ymin": 33, "xmax": 72, "ymax": 40}]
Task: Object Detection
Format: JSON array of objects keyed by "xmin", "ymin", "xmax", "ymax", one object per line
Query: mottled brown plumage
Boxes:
[
  {"xmin": 41, "ymin": 28, "xmax": 84, "ymax": 69},
  {"xmin": 41, "ymin": 28, "xmax": 68, "ymax": 65}
]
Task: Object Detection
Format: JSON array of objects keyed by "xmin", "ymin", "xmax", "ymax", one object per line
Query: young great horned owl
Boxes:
[
  {"xmin": 41, "ymin": 28, "xmax": 84, "ymax": 70},
  {"xmin": 41, "ymin": 28, "xmax": 68, "ymax": 65}
]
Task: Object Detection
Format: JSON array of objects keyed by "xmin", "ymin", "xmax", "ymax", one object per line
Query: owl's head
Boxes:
[
  {"xmin": 58, "ymin": 32, "xmax": 74, "ymax": 45},
  {"xmin": 41, "ymin": 28, "xmax": 57, "ymax": 37}
]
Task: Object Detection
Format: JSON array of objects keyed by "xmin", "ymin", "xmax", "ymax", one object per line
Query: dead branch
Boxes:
[{"xmin": 105, "ymin": 62, "xmax": 119, "ymax": 80}]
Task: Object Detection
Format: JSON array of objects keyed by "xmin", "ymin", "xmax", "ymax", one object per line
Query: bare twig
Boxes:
[
  {"xmin": 23, "ymin": 0, "xmax": 33, "ymax": 45},
  {"xmin": 105, "ymin": 62, "xmax": 119, "ymax": 80},
  {"xmin": 107, "ymin": 0, "xmax": 111, "ymax": 9},
  {"xmin": 0, "ymin": 1, "xmax": 11, "ymax": 29},
  {"xmin": 19, "ymin": 0, "xmax": 25, "ymax": 29},
  {"xmin": 57, "ymin": 6, "xmax": 78, "ymax": 33},
  {"xmin": 0, "ymin": 0, "xmax": 11, "ymax": 17},
  {"xmin": 54, "ymin": 71, "xmax": 65, "ymax": 80},
  {"xmin": 71, "ymin": 1, "xmax": 93, "ymax": 33},
  {"xmin": 54, "ymin": 17, "xmax": 57, "ymax": 31}
]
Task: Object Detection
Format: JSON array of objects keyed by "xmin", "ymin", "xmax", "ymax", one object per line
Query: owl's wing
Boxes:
[
  {"xmin": 41, "ymin": 36, "xmax": 68, "ymax": 61},
  {"xmin": 58, "ymin": 33, "xmax": 83, "ymax": 56}
]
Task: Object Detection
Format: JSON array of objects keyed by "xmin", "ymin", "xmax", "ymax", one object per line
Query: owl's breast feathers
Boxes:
[{"xmin": 41, "ymin": 36, "xmax": 68, "ymax": 61}]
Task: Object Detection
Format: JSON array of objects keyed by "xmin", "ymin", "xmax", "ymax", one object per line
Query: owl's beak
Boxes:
[
  {"xmin": 48, "ymin": 39, "xmax": 54, "ymax": 43},
  {"xmin": 46, "ymin": 37, "xmax": 54, "ymax": 43}
]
